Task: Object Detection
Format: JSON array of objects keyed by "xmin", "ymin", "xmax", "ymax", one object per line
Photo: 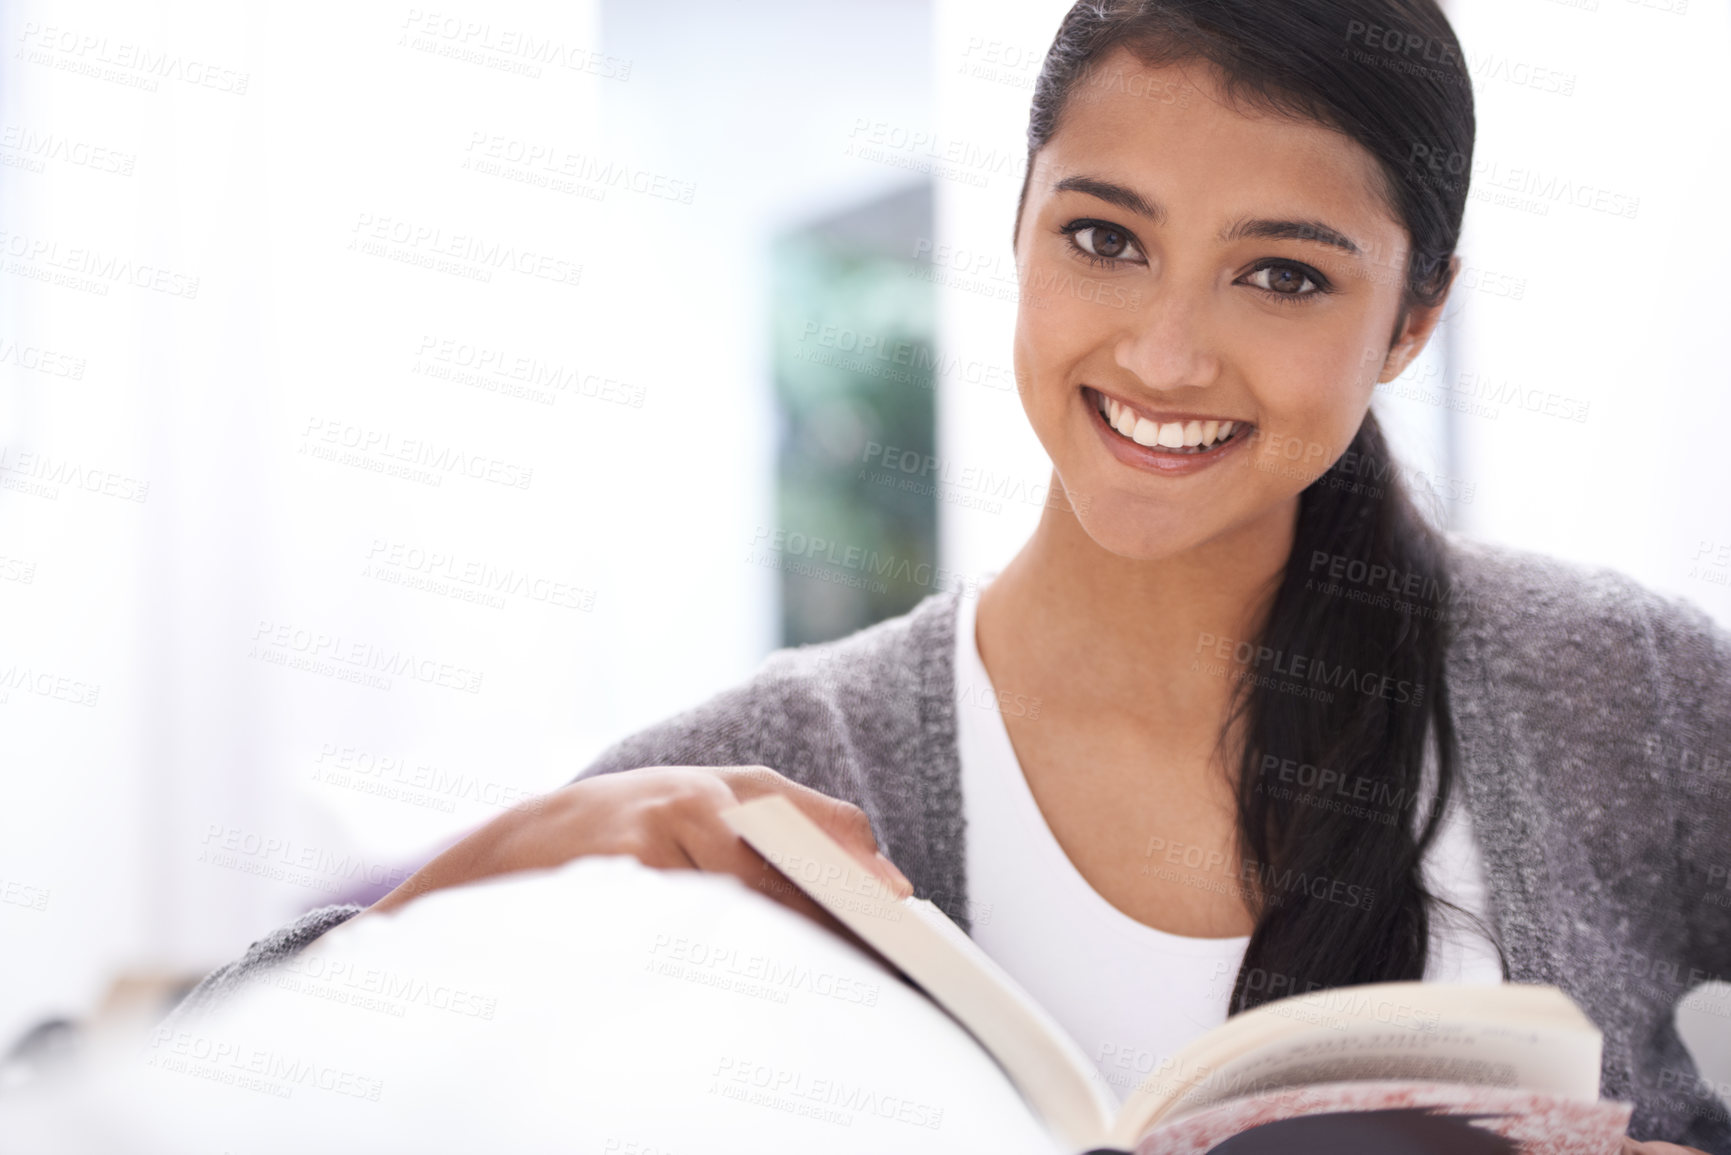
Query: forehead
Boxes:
[{"xmin": 1036, "ymin": 46, "xmax": 1399, "ymax": 240}]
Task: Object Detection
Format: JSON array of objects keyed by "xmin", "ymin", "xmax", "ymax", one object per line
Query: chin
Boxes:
[{"xmin": 1066, "ymin": 490, "xmax": 1222, "ymax": 562}]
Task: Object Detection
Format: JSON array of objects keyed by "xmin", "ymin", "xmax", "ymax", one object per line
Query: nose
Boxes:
[{"xmin": 1112, "ymin": 281, "xmax": 1222, "ymax": 395}]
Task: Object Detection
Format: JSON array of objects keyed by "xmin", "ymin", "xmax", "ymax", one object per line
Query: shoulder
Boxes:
[
  {"xmin": 1442, "ymin": 533, "xmax": 1731, "ymax": 775},
  {"xmin": 573, "ymin": 590, "xmax": 962, "ymax": 794},
  {"xmin": 1445, "ymin": 532, "xmax": 1729, "ymax": 668},
  {"xmin": 754, "ymin": 587, "xmax": 959, "ymax": 702}
]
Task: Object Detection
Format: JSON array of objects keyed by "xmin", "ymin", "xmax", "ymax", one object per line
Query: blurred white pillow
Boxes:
[{"xmin": 0, "ymin": 857, "xmax": 1050, "ymax": 1155}]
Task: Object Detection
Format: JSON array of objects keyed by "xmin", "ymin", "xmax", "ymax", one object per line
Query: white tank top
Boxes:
[{"xmin": 954, "ymin": 587, "xmax": 1505, "ymax": 1104}]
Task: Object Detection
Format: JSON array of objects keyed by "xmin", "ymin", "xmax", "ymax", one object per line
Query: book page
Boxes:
[
  {"xmin": 724, "ymin": 795, "xmax": 1118, "ymax": 1151},
  {"xmin": 1108, "ymin": 983, "xmax": 1601, "ymax": 1148},
  {"xmin": 1136, "ymin": 1080, "xmax": 1631, "ymax": 1155},
  {"xmin": 1160, "ymin": 1020, "xmax": 1600, "ymax": 1117}
]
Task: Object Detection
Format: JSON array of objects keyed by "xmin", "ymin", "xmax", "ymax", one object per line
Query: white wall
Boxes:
[
  {"xmin": 1445, "ymin": 0, "xmax": 1731, "ymax": 625},
  {"xmin": 0, "ymin": 0, "xmax": 932, "ymax": 1049}
]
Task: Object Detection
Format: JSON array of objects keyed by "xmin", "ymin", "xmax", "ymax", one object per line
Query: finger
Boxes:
[
  {"xmin": 718, "ymin": 766, "xmax": 914, "ymax": 898},
  {"xmin": 672, "ymin": 804, "xmax": 880, "ymax": 954},
  {"xmin": 630, "ymin": 825, "xmax": 701, "ymax": 872}
]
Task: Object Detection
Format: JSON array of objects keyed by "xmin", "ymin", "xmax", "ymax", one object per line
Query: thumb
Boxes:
[{"xmin": 721, "ymin": 766, "xmax": 913, "ymax": 899}]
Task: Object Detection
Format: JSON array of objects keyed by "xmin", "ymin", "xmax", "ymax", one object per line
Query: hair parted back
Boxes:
[{"xmin": 1013, "ymin": 0, "xmax": 1500, "ymax": 1013}]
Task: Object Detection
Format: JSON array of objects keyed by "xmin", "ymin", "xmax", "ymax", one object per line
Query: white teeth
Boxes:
[{"xmin": 1095, "ymin": 391, "xmax": 1244, "ymax": 452}]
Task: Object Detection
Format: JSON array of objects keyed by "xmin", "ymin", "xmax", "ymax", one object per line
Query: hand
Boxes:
[
  {"xmin": 363, "ymin": 765, "xmax": 914, "ymax": 941},
  {"xmin": 1620, "ymin": 1141, "xmax": 1712, "ymax": 1153}
]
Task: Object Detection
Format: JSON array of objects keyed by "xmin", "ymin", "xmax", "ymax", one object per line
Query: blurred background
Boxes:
[{"xmin": 1, "ymin": 0, "xmax": 1728, "ymax": 1082}]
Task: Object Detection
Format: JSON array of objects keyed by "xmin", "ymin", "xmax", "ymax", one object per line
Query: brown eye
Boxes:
[
  {"xmin": 1246, "ymin": 263, "xmax": 1321, "ymax": 296},
  {"xmin": 1069, "ymin": 223, "xmax": 1142, "ymax": 262},
  {"xmin": 1087, "ymin": 226, "xmax": 1129, "ymax": 258}
]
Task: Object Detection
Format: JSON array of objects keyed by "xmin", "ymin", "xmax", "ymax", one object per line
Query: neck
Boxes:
[{"xmin": 978, "ymin": 475, "xmax": 1298, "ymax": 721}]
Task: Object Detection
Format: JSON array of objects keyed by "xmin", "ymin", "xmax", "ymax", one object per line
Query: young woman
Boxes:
[{"xmin": 177, "ymin": 1, "xmax": 1730, "ymax": 1148}]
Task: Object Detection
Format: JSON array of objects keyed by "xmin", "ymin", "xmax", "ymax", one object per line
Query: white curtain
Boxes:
[{"xmin": 0, "ymin": 0, "xmax": 783, "ymax": 1046}]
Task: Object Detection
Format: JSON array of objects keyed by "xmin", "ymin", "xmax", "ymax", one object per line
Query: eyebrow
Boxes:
[
  {"xmin": 1051, "ymin": 175, "xmax": 1163, "ymax": 222},
  {"xmin": 1050, "ymin": 174, "xmax": 1363, "ymax": 257},
  {"xmin": 1222, "ymin": 216, "xmax": 1362, "ymax": 256}
]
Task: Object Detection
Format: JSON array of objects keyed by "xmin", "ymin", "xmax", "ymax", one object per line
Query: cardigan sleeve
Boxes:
[
  {"xmin": 156, "ymin": 593, "xmax": 952, "ymax": 1028},
  {"xmin": 1644, "ymin": 588, "xmax": 1731, "ymax": 978},
  {"xmin": 155, "ymin": 670, "xmax": 859, "ymax": 1029},
  {"xmin": 156, "ymin": 903, "xmax": 364, "ymax": 1030}
]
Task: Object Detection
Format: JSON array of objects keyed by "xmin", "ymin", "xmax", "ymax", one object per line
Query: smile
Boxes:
[{"xmin": 1087, "ymin": 387, "xmax": 1251, "ymax": 456}]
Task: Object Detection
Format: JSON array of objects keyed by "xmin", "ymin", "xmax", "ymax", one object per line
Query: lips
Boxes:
[
  {"xmin": 1073, "ymin": 387, "xmax": 1253, "ymax": 477},
  {"xmin": 1086, "ymin": 387, "xmax": 1251, "ymax": 455}
]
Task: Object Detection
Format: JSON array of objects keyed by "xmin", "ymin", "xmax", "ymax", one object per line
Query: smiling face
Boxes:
[{"xmin": 1012, "ymin": 49, "xmax": 1445, "ymax": 562}]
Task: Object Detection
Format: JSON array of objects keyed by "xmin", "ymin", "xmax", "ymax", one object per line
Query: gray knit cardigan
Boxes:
[{"xmin": 170, "ymin": 536, "xmax": 1731, "ymax": 1149}]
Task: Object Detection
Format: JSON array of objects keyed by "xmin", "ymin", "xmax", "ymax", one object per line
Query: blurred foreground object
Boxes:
[{"xmin": 0, "ymin": 857, "xmax": 1048, "ymax": 1155}]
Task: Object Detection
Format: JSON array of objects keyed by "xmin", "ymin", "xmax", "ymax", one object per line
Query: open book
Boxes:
[{"xmin": 723, "ymin": 795, "xmax": 1634, "ymax": 1155}]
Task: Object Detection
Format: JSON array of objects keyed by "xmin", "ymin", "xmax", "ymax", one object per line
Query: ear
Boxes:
[{"xmin": 1378, "ymin": 256, "xmax": 1456, "ymax": 383}]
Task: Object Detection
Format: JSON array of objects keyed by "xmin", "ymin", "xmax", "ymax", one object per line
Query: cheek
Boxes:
[
  {"xmin": 1012, "ymin": 290, "xmax": 1088, "ymax": 405},
  {"xmin": 1235, "ymin": 332, "xmax": 1381, "ymax": 482}
]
